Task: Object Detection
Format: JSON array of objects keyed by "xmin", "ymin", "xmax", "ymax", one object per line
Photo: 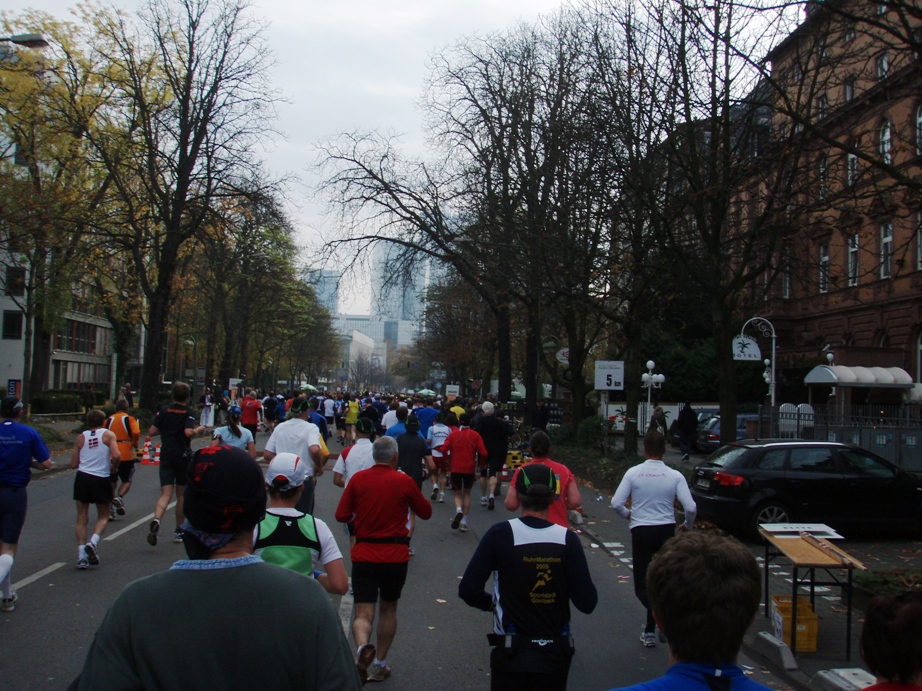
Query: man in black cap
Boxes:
[
  {"xmin": 459, "ymin": 463, "xmax": 598, "ymax": 691},
  {"xmin": 0, "ymin": 396, "xmax": 51, "ymax": 612},
  {"xmin": 72, "ymin": 445, "xmax": 362, "ymax": 690}
]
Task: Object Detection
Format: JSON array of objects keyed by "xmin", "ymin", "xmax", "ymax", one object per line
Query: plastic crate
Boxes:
[{"xmin": 771, "ymin": 595, "xmax": 819, "ymax": 653}]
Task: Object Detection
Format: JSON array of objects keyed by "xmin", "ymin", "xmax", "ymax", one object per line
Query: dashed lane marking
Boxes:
[
  {"xmin": 12, "ymin": 562, "xmax": 65, "ymax": 591},
  {"xmin": 104, "ymin": 501, "xmax": 177, "ymax": 541}
]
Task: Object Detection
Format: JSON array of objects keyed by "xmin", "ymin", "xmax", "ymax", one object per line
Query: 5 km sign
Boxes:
[{"xmin": 594, "ymin": 361, "xmax": 625, "ymax": 390}]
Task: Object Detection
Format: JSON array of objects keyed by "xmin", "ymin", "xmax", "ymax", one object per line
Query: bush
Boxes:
[
  {"xmin": 575, "ymin": 416, "xmax": 615, "ymax": 450},
  {"xmin": 854, "ymin": 569, "xmax": 922, "ymax": 597},
  {"xmin": 547, "ymin": 423, "xmax": 571, "ymax": 446},
  {"xmin": 32, "ymin": 424, "xmax": 67, "ymax": 445},
  {"xmin": 31, "ymin": 392, "xmax": 82, "ymax": 414}
]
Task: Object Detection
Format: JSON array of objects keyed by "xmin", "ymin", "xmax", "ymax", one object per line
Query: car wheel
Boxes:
[{"xmin": 749, "ymin": 502, "xmax": 791, "ymax": 541}]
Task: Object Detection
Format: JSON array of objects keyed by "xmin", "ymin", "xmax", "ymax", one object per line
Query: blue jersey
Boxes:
[
  {"xmin": 608, "ymin": 663, "xmax": 772, "ymax": 691},
  {"xmin": 0, "ymin": 419, "xmax": 51, "ymax": 487}
]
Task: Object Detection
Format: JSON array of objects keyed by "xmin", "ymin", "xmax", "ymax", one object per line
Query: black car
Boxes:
[
  {"xmin": 691, "ymin": 440, "xmax": 922, "ymax": 539},
  {"xmin": 695, "ymin": 414, "xmax": 760, "ymax": 454}
]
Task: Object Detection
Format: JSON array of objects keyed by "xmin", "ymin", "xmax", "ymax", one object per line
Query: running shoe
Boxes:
[
  {"xmin": 488, "ymin": 496, "xmax": 495, "ymax": 510},
  {"xmin": 480, "ymin": 496, "xmax": 488, "ymax": 507},
  {"xmin": 77, "ymin": 558, "xmax": 88, "ymax": 570},
  {"xmin": 113, "ymin": 496, "xmax": 126, "ymax": 516},
  {"xmin": 366, "ymin": 661, "xmax": 391, "ymax": 682},
  {"xmin": 173, "ymin": 529, "xmax": 184, "ymax": 544},
  {"xmin": 459, "ymin": 523, "xmax": 469, "ymax": 533},
  {"xmin": 356, "ymin": 644, "xmax": 376, "ymax": 683},
  {"xmin": 147, "ymin": 519, "xmax": 160, "ymax": 546},
  {"xmin": 1, "ymin": 591, "xmax": 17, "ymax": 613},
  {"xmin": 438, "ymin": 492, "xmax": 445, "ymax": 503},
  {"xmin": 657, "ymin": 628, "xmax": 668, "ymax": 644},
  {"xmin": 430, "ymin": 486, "xmax": 439, "ymax": 501},
  {"xmin": 640, "ymin": 630, "xmax": 657, "ymax": 647},
  {"xmin": 451, "ymin": 512, "xmax": 463, "ymax": 530},
  {"xmin": 408, "ymin": 547, "xmax": 416, "ymax": 557},
  {"xmin": 109, "ymin": 505, "xmax": 117, "ymax": 520},
  {"xmin": 85, "ymin": 542, "xmax": 99, "ymax": 566}
]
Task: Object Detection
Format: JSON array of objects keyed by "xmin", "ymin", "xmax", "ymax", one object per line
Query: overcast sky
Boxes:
[{"xmin": 5, "ymin": 0, "xmax": 566, "ymax": 311}]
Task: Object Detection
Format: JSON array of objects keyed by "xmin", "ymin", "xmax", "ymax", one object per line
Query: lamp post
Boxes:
[
  {"xmin": 182, "ymin": 335, "xmax": 198, "ymax": 401},
  {"xmin": 640, "ymin": 360, "xmax": 665, "ymax": 432}
]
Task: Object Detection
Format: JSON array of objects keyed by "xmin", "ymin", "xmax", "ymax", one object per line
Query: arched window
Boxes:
[
  {"xmin": 916, "ymin": 104, "xmax": 922, "ymax": 155},
  {"xmin": 879, "ymin": 119, "xmax": 892, "ymax": 165},
  {"xmin": 876, "ymin": 331, "xmax": 891, "ymax": 348},
  {"xmin": 917, "ymin": 331, "xmax": 922, "ymax": 383}
]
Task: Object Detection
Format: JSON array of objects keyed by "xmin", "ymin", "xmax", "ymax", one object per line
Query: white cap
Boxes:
[
  {"xmin": 482, "ymin": 401, "xmax": 494, "ymax": 415},
  {"xmin": 265, "ymin": 452, "xmax": 308, "ymax": 491}
]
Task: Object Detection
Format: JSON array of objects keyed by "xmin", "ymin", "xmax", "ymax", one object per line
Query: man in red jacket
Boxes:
[
  {"xmin": 443, "ymin": 413, "xmax": 488, "ymax": 533},
  {"xmin": 335, "ymin": 436, "xmax": 432, "ymax": 683}
]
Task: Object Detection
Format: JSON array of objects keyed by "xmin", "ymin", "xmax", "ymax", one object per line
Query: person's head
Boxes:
[
  {"xmin": 172, "ymin": 381, "xmax": 191, "ymax": 403},
  {"xmin": 355, "ymin": 417, "xmax": 375, "ymax": 438},
  {"xmin": 530, "ymin": 430, "xmax": 551, "ymax": 458},
  {"xmin": 444, "ymin": 411, "xmax": 459, "ymax": 427},
  {"xmin": 396, "ymin": 406, "xmax": 409, "ymax": 422},
  {"xmin": 308, "ymin": 398, "xmax": 319, "ymax": 410},
  {"xmin": 86, "ymin": 408, "xmax": 106, "ymax": 428},
  {"xmin": 265, "ymin": 452, "xmax": 307, "ymax": 502},
  {"xmin": 228, "ymin": 404, "xmax": 242, "ymax": 421},
  {"xmin": 247, "ymin": 389, "xmax": 256, "ymax": 399},
  {"xmin": 181, "ymin": 445, "xmax": 266, "ymax": 559},
  {"xmin": 654, "ymin": 405, "xmax": 664, "ymax": 415},
  {"xmin": 536, "ymin": 398, "xmax": 545, "ymax": 406},
  {"xmin": 0, "ymin": 396, "xmax": 22, "ymax": 419},
  {"xmin": 372, "ymin": 436, "xmax": 398, "ymax": 468},
  {"xmin": 514, "ymin": 463, "xmax": 557, "ymax": 513},
  {"xmin": 389, "ymin": 400, "xmax": 399, "ymax": 411},
  {"xmin": 481, "ymin": 401, "xmax": 495, "ymax": 416},
  {"xmin": 290, "ymin": 397, "xmax": 310, "ymax": 418},
  {"xmin": 124, "ymin": 382, "xmax": 132, "ymax": 390},
  {"xmin": 115, "ymin": 398, "xmax": 129, "ymax": 412},
  {"xmin": 459, "ymin": 413, "xmax": 471, "ymax": 426},
  {"xmin": 405, "ymin": 415, "xmax": 420, "ymax": 434},
  {"xmin": 644, "ymin": 432, "xmax": 666, "ymax": 459},
  {"xmin": 860, "ymin": 590, "xmax": 922, "ymax": 685},
  {"xmin": 647, "ymin": 531, "xmax": 761, "ymax": 665}
]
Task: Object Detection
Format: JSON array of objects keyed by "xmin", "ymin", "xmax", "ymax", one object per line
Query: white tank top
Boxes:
[{"xmin": 80, "ymin": 429, "xmax": 112, "ymax": 478}]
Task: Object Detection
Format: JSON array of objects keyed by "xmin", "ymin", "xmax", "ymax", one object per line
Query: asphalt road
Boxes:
[{"xmin": 1, "ymin": 434, "xmax": 686, "ymax": 691}]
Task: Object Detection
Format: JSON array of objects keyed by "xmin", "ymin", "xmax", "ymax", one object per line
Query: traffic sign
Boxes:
[{"xmin": 594, "ymin": 361, "xmax": 624, "ymax": 390}]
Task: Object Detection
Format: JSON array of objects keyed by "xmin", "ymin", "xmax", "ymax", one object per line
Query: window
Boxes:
[
  {"xmin": 816, "ymin": 94, "xmax": 828, "ymax": 119},
  {"xmin": 843, "ymin": 77, "xmax": 855, "ymax": 102},
  {"xmin": 782, "ymin": 254, "xmax": 792, "ymax": 299},
  {"xmin": 4, "ymin": 266, "xmax": 25, "ymax": 296},
  {"xmin": 839, "ymin": 449, "xmax": 895, "ymax": 478},
  {"xmin": 880, "ymin": 221, "xmax": 893, "ymax": 278},
  {"xmin": 847, "ymin": 149, "xmax": 859, "ymax": 186},
  {"xmin": 844, "ymin": 20, "xmax": 855, "ymax": 42},
  {"xmin": 818, "ymin": 155, "xmax": 829, "ymax": 199},
  {"xmin": 916, "ymin": 104, "xmax": 922, "ymax": 155},
  {"xmin": 877, "ymin": 53, "xmax": 889, "ymax": 81},
  {"xmin": 916, "ymin": 211, "xmax": 921, "ymax": 271},
  {"xmin": 789, "ymin": 447, "xmax": 835, "ymax": 472},
  {"xmin": 2, "ymin": 311, "xmax": 23, "ymax": 340},
  {"xmin": 819, "ymin": 243, "xmax": 830, "ymax": 293},
  {"xmin": 756, "ymin": 449, "xmax": 787, "ymax": 471},
  {"xmin": 879, "ymin": 119, "xmax": 892, "ymax": 164},
  {"xmin": 875, "ymin": 2, "xmax": 887, "ymax": 16},
  {"xmin": 847, "ymin": 233, "xmax": 859, "ymax": 286}
]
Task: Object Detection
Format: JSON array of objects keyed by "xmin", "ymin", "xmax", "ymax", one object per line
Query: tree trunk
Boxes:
[
  {"xmin": 713, "ymin": 299, "xmax": 738, "ymax": 444},
  {"xmin": 139, "ymin": 287, "xmax": 172, "ymax": 411},
  {"xmin": 495, "ymin": 295, "xmax": 512, "ymax": 400},
  {"xmin": 622, "ymin": 316, "xmax": 645, "ymax": 455},
  {"xmin": 524, "ymin": 306, "xmax": 540, "ymax": 413}
]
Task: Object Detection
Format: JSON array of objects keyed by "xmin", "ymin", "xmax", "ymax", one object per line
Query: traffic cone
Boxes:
[
  {"xmin": 141, "ymin": 440, "xmax": 152, "ymax": 465},
  {"xmin": 153, "ymin": 444, "xmax": 161, "ymax": 465}
]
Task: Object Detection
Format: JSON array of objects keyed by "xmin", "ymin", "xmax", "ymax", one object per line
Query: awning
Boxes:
[{"xmin": 803, "ymin": 365, "xmax": 914, "ymax": 389}]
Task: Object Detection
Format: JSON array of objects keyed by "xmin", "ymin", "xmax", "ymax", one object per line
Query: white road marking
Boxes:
[
  {"xmin": 339, "ymin": 578, "xmax": 354, "ymax": 637},
  {"xmin": 104, "ymin": 501, "xmax": 177, "ymax": 541},
  {"xmin": 12, "ymin": 562, "xmax": 65, "ymax": 591}
]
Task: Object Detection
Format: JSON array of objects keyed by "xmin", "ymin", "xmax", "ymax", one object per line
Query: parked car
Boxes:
[
  {"xmin": 695, "ymin": 414, "xmax": 760, "ymax": 454},
  {"xmin": 691, "ymin": 440, "xmax": 922, "ymax": 539}
]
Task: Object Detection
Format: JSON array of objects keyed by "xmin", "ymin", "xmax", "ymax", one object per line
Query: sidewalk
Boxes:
[{"xmin": 572, "ymin": 468, "xmax": 872, "ymax": 691}]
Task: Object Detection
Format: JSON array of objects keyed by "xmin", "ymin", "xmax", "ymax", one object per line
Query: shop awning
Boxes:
[{"xmin": 803, "ymin": 365, "xmax": 914, "ymax": 388}]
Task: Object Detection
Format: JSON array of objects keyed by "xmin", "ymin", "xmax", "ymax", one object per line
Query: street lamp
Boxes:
[
  {"xmin": 0, "ymin": 34, "xmax": 50, "ymax": 49},
  {"xmin": 640, "ymin": 360, "xmax": 665, "ymax": 431},
  {"xmin": 182, "ymin": 335, "xmax": 198, "ymax": 400}
]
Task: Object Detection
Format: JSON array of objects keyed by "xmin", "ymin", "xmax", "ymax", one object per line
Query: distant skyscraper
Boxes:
[
  {"xmin": 372, "ymin": 244, "xmax": 427, "ymax": 321},
  {"xmin": 306, "ymin": 269, "xmax": 340, "ymax": 315}
]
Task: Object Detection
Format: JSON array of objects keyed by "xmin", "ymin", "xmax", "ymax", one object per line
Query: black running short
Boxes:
[
  {"xmin": 159, "ymin": 452, "xmax": 190, "ymax": 487},
  {"xmin": 73, "ymin": 471, "xmax": 114, "ymax": 505},
  {"xmin": 0, "ymin": 485, "xmax": 28, "ymax": 544},
  {"xmin": 110, "ymin": 460, "xmax": 136, "ymax": 484},
  {"xmin": 450, "ymin": 472, "xmax": 476, "ymax": 490},
  {"xmin": 351, "ymin": 561, "xmax": 409, "ymax": 603}
]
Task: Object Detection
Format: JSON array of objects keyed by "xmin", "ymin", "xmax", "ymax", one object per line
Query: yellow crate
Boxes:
[
  {"xmin": 505, "ymin": 451, "xmax": 526, "ymax": 468},
  {"xmin": 771, "ymin": 595, "xmax": 819, "ymax": 653}
]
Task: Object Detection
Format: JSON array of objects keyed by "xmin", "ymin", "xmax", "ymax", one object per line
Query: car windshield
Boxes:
[{"xmin": 701, "ymin": 444, "xmax": 749, "ymax": 468}]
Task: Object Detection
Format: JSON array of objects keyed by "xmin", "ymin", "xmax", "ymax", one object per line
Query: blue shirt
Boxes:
[
  {"xmin": 385, "ymin": 422, "xmax": 406, "ymax": 438},
  {"xmin": 211, "ymin": 426, "xmax": 254, "ymax": 451},
  {"xmin": 0, "ymin": 419, "xmax": 51, "ymax": 487},
  {"xmin": 414, "ymin": 407, "xmax": 439, "ymax": 436},
  {"xmin": 608, "ymin": 662, "xmax": 771, "ymax": 691}
]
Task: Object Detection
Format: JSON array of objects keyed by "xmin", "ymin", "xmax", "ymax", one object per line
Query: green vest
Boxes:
[{"xmin": 255, "ymin": 512, "xmax": 321, "ymax": 576}]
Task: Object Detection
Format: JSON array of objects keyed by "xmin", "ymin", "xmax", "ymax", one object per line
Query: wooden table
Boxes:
[{"xmin": 759, "ymin": 529, "xmax": 865, "ymax": 658}]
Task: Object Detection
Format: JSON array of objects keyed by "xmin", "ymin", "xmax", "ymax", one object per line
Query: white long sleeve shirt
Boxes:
[{"xmin": 611, "ymin": 459, "xmax": 697, "ymax": 530}]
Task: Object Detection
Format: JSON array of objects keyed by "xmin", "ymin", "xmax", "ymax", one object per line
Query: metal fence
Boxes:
[{"xmin": 762, "ymin": 403, "xmax": 922, "ymax": 472}]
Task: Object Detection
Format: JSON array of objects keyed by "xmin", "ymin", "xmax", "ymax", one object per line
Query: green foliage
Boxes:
[
  {"xmin": 575, "ymin": 416, "xmax": 615, "ymax": 450},
  {"xmin": 30, "ymin": 392, "xmax": 82, "ymax": 414},
  {"xmin": 547, "ymin": 422, "xmax": 571, "ymax": 445},
  {"xmin": 854, "ymin": 569, "xmax": 922, "ymax": 597},
  {"xmin": 31, "ymin": 424, "xmax": 67, "ymax": 445}
]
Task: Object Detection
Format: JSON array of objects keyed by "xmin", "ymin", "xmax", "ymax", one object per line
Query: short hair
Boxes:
[
  {"xmin": 459, "ymin": 413, "xmax": 471, "ymax": 426},
  {"xmin": 172, "ymin": 382, "xmax": 191, "ymax": 402},
  {"xmin": 396, "ymin": 406, "xmax": 409, "ymax": 422},
  {"xmin": 643, "ymin": 432, "xmax": 666, "ymax": 458},
  {"xmin": 115, "ymin": 398, "xmax": 129, "ymax": 412},
  {"xmin": 372, "ymin": 436, "xmax": 398, "ymax": 464},
  {"xmin": 443, "ymin": 411, "xmax": 459, "ymax": 426},
  {"xmin": 861, "ymin": 590, "xmax": 922, "ymax": 683},
  {"xmin": 86, "ymin": 409, "xmax": 106, "ymax": 427},
  {"xmin": 519, "ymin": 492, "xmax": 554, "ymax": 512},
  {"xmin": 646, "ymin": 531, "xmax": 761, "ymax": 664},
  {"xmin": 530, "ymin": 430, "xmax": 551, "ymax": 457},
  {"xmin": 267, "ymin": 483, "xmax": 300, "ymax": 501}
]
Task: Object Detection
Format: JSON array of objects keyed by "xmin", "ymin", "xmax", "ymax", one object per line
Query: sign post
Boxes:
[{"xmin": 594, "ymin": 361, "xmax": 624, "ymax": 459}]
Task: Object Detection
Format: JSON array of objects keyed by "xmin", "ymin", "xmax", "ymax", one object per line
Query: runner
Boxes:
[
  {"xmin": 472, "ymin": 401, "xmax": 513, "ymax": 510},
  {"xmin": 240, "ymin": 389, "xmax": 263, "ymax": 440},
  {"xmin": 263, "ymin": 397, "xmax": 323, "ymax": 515},
  {"xmin": 105, "ymin": 398, "xmax": 140, "ymax": 520},
  {"xmin": 255, "ymin": 452, "xmax": 349, "ymax": 595},
  {"xmin": 210, "ymin": 404, "xmax": 256, "ymax": 458},
  {"xmin": 505, "ymin": 431, "xmax": 581, "ymax": 528},
  {"xmin": 335, "ymin": 436, "xmax": 432, "ymax": 683},
  {"xmin": 343, "ymin": 394, "xmax": 360, "ymax": 445},
  {"xmin": 443, "ymin": 413, "xmax": 487, "ymax": 533},
  {"xmin": 0, "ymin": 396, "xmax": 51, "ymax": 612},
  {"xmin": 70, "ymin": 409, "xmax": 121, "ymax": 569},
  {"xmin": 147, "ymin": 382, "xmax": 207, "ymax": 546},
  {"xmin": 426, "ymin": 412, "xmax": 453, "ymax": 503}
]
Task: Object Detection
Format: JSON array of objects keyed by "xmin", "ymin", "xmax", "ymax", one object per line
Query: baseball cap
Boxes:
[
  {"xmin": 183, "ymin": 446, "xmax": 266, "ymax": 536},
  {"xmin": 228, "ymin": 404, "xmax": 242, "ymax": 416},
  {"xmin": 265, "ymin": 452, "xmax": 308, "ymax": 491},
  {"xmin": 515, "ymin": 463, "xmax": 558, "ymax": 497},
  {"xmin": 1, "ymin": 396, "xmax": 23, "ymax": 416},
  {"xmin": 290, "ymin": 398, "xmax": 309, "ymax": 414},
  {"xmin": 481, "ymin": 401, "xmax": 494, "ymax": 415},
  {"xmin": 355, "ymin": 417, "xmax": 375, "ymax": 435},
  {"xmin": 405, "ymin": 415, "xmax": 420, "ymax": 431}
]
